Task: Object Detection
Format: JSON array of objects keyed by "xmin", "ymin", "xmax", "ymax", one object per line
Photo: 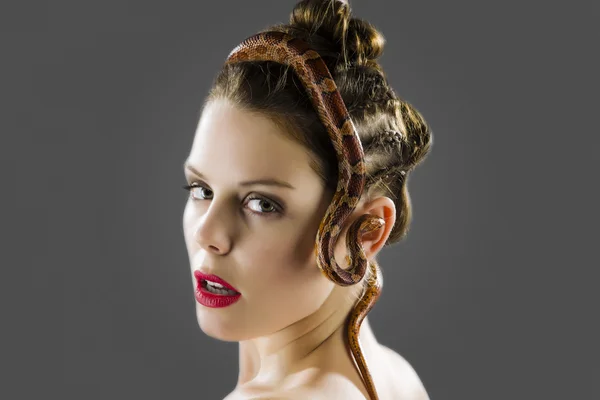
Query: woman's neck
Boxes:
[{"xmin": 236, "ymin": 285, "xmax": 380, "ymax": 389}]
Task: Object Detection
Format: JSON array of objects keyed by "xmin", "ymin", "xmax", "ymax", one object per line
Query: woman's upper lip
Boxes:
[{"xmin": 194, "ymin": 270, "xmax": 240, "ymax": 292}]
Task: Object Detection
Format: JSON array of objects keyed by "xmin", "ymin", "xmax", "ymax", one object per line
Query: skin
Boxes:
[{"xmin": 183, "ymin": 98, "xmax": 405, "ymax": 398}]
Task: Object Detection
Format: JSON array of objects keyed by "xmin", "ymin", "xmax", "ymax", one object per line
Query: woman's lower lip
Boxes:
[{"xmin": 195, "ymin": 285, "xmax": 241, "ymax": 308}]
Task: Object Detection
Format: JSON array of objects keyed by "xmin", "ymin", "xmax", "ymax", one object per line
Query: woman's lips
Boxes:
[{"xmin": 193, "ymin": 270, "xmax": 241, "ymax": 308}]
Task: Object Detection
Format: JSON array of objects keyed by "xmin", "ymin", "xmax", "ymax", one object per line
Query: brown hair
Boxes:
[{"xmin": 205, "ymin": 0, "xmax": 432, "ymax": 287}]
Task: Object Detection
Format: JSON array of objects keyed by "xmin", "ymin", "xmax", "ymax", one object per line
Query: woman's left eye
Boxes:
[{"xmin": 182, "ymin": 183, "xmax": 283, "ymax": 216}]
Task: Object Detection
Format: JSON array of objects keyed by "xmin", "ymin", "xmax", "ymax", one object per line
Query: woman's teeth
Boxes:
[{"xmin": 204, "ymin": 281, "xmax": 237, "ymax": 295}]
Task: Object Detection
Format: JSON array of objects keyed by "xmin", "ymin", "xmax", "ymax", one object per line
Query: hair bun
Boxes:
[{"xmin": 289, "ymin": 0, "xmax": 385, "ymax": 66}]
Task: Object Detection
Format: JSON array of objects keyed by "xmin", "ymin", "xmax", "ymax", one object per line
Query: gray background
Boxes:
[{"xmin": 1, "ymin": 0, "xmax": 598, "ymax": 399}]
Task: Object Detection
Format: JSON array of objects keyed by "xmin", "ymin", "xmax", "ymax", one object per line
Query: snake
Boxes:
[{"xmin": 225, "ymin": 30, "xmax": 385, "ymax": 400}]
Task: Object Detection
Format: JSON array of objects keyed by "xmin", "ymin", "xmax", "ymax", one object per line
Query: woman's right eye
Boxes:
[{"xmin": 182, "ymin": 183, "xmax": 211, "ymax": 199}]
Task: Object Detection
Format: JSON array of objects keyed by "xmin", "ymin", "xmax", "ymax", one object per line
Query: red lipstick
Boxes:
[{"xmin": 194, "ymin": 271, "xmax": 241, "ymax": 308}]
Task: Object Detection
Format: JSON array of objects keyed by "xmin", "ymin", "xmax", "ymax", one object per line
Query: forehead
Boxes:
[{"xmin": 187, "ymin": 99, "xmax": 316, "ymax": 183}]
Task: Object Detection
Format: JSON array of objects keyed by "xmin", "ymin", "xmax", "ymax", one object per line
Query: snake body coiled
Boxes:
[{"xmin": 225, "ymin": 31, "xmax": 385, "ymax": 400}]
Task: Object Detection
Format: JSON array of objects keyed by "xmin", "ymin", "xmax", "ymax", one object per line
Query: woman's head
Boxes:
[
  {"xmin": 208, "ymin": 0, "xmax": 431, "ymax": 246},
  {"xmin": 183, "ymin": 0, "xmax": 431, "ymax": 341}
]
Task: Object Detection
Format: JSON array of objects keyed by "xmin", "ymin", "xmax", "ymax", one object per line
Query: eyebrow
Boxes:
[{"xmin": 184, "ymin": 162, "xmax": 296, "ymax": 190}]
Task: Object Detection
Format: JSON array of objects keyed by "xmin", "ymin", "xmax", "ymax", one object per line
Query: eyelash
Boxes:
[{"xmin": 182, "ymin": 182, "xmax": 283, "ymax": 217}]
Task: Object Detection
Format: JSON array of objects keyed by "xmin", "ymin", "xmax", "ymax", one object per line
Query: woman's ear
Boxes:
[
  {"xmin": 334, "ymin": 196, "xmax": 396, "ymax": 270},
  {"xmin": 358, "ymin": 196, "xmax": 396, "ymax": 260}
]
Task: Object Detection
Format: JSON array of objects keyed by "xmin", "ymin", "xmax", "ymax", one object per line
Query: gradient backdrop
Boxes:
[{"xmin": 1, "ymin": 0, "xmax": 598, "ymax": 399}]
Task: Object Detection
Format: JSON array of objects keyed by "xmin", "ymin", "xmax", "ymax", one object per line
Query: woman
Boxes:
[{"xmin": 182, "ymin": 0, "xmax": 432, "ymax": 398}]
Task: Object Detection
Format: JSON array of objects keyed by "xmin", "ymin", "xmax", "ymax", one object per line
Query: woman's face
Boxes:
[{"xmin": 183, "ymin": 98, "xmax": 344, "ymax": 342}]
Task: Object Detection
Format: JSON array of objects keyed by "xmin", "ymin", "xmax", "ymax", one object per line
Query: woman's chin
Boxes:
[{"xmin": 196, "ymin": 309, "xmax": 244, "ymax": 342}]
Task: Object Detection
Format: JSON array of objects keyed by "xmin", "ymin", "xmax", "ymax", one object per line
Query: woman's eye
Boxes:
[
  {"xmin": 247, "ymin": 198, "xmax": 276, "ymax": 213},
  {"xmin": 188, "ymin": 184, "xmax": 212, "ymax": 200},
  {"xmin": 182, "ymin": 183, "xmax": 282, "ymax": 216}
]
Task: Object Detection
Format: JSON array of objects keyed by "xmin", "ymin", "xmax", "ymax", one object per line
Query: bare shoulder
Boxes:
[{"xmin": 381, "ymin": 345, "xmax": 430, "ymax": 400}]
